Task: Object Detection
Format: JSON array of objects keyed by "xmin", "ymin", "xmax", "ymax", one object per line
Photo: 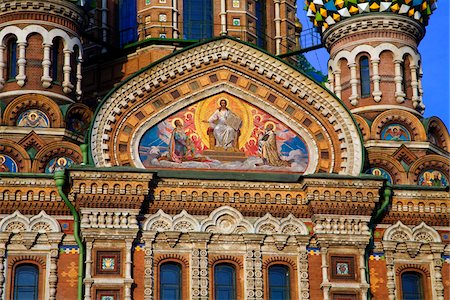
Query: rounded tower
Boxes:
[
  {"xmin": 0, "ymin": 0, "xmax": 90, "ymax": 174},
  {"xmin": 305, "ymin": 0, "xmax": 437, "ymax": 119}
]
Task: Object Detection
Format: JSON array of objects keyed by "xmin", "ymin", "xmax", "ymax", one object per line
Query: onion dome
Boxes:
[{"xmin": 304, "ymin": 0, "xmax": 437, "ymax": 31}]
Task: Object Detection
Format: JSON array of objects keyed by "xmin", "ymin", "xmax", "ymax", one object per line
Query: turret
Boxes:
[{"xmin": 305, "ymin": 0, "xmax": 437, "ymax": 119}]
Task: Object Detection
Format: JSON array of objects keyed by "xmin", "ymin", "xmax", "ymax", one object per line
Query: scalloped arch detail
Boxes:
[
  {"xmin": 3, "ymin": 94, "xmax": 64, "ymax": 128},
  {"xmin": 0, "ymin": 210, "xmax": 61, "ymax": 233},
  {"xmin": 370, "ymin": 109, "xmax": 427, "ymax": 141},
  {"xmin": 395, "ymin": 264, "xmax": 431, "ymax": 277},
  {"xmin": 426, "ymin": 117, "xmax": 450, "ymax": 151},
  {"xmin": 353, "ymin": 115, "xmax": 370, "ymax": 142},
  {"xmin": 91, "ymin": 38, "xmax": 363, "ymax": 176},
  {"xmin": 408, "ymin": 154, "xmax": 450, "ymax": 184},
  {"xmin": 154, "ymin": 254, "xmax": 190, "ymax": 268},
  {"xmin": 0, "ymin": 138, "xmax": 31, "ymax": 172},
  {"xmin": 367, "ymin": 153, "xmax": 407, "ymax": 184},
  {"xmin": 31, "ymin": 141, "xmax": 82, "ymax": 173}
]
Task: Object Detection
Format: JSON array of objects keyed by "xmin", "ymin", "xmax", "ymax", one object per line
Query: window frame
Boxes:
[
  {"xmin": 159, "ymin": 261, "xmax": 182, "ymax": 300},
  {"xmin": 267, "ymin": 264, "xmax": 291, "ymax": 300},
  {"xmin": 359, "ymin": 55, "xmax": 371, "ymax": 98},
  {"xmin": 156, "ymin": 258, "xmax": 188, "ymax": 300},
  {"xmin": 7, "ymin": 261, "xmax": 44, "ymax": 300},
  {"xmin": 6, "ymin": 36, "xmax": 18, "ymax": 81},
  {"xmin": 398, "ymin": 269, "xmax": 431, "ymax": 300},
  {"xmin": 211, "ymin": 261, "xmax": 242, "ymax": 300},
  {"xmin": 264, "ymin": 261, "xmax": 296, "ymax": 300}
]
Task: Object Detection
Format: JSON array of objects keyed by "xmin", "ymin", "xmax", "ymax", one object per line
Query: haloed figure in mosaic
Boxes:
[
  {"xmin": 207, "ymin": 98, "xmax": 242, "ymax": 150},
  {"xmin": 258, "ymin": 122, "xmax": 290, "ymax": 167},
  {"xmin": 168, "ymin": 119, "xmax": 195, "ymax": 163}
]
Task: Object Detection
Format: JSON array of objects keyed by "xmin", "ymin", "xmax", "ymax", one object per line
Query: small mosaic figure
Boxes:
[
  {"xmin": 381, "ymin": 124, "xmax": 410, "ymax": 141},
  {"xmin": 45, "ymin": 157, "xmax": 74, "ymax": 173},
  {"xmin": 0, "ymin": 154, "xmax": 18, "ymax": 172},
  {"xmin": 17, "ymin": 109, "xmax": 50, "ymax": 128}
]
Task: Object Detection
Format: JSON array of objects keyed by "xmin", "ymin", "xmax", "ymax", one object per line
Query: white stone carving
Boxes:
[
  {"xmin": 91, "ymin": 38, "xmax": 363, "ymax": 176},
  {"xmin": 382, "ymin": 221, "xmax": 441, "ymax": 243},
  {"xmin": 200, "ymin": 206, "xmax": 253, "ymax": 234},
  {"xmin": 80, "ymin": 208, "xmax": 139, "ymax": 230},
  {"xmin": 0, "ymin": 210, "xmax": 61, "ymax": 233}
]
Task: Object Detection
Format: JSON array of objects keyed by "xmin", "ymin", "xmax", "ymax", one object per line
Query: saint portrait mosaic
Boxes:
[
  {"xmin": 418, "ymin": 169, "xmax": 449, "ymax": 187},
  {"xmin": 365, "ymin": 167, "xmax": 393, "ymax": 183},
  {"xmin": 380, "ymin": 124, "xmax": 411, "ymax": 141},
  {"xmin": 17, "ymin": 109, "xmax": 50, "ymax": 128},
  {"xmin": 138, "ymin": 95, "xmax": 309, "ymax": 172},
  {"xmin": 0, "ymin": 154, "xmax": 18, "ymax": 172},
  {"xmin": 45, "ymin": 157, "xmax": 74, "ymax": 173}
]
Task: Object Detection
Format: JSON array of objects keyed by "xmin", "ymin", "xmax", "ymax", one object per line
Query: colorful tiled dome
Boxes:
[{"xmin": 304, "ymin": 0, "xmax": 437, "ymax": 31}]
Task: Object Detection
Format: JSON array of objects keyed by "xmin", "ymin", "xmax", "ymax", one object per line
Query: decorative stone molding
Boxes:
[
  {"xmin": 2, "ymin": 94, "xmax": 64, "ymax": 127},
  {"xmin": 80, "ymin": 208, "xmax": 139, "ymax": 230},
  {"xmin": 323, "ymin": 15, "xmax": 424, "ymax": 52},
  {"xmin": 143, "ymin": 206, "xmax": 309, "ymax": 236},
  {"xmin": 0, "ymin": 210, "xmax": 61, "ymax": 234},
  {"xmin": 382, "ymin": 221, "xmax": 445, "ymax": 300},
  {"xmin": 91, "ymin": 38, "xmax": 363, "ymax": 176}
]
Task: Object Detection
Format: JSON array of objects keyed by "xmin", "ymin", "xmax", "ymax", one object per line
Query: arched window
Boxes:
[
  {"xmin": 13, "ymin": 264, "xmax": 39, "ymax": 300},
  {"xmin": 160, "ymin": 262, "xmax": 182, "ymax": 300},
  {"xmin": 359, "ymin": 56, "xmax": 371, "ymax": 97},
  {"xmin": 183, "ymin": 0, "xmax": 213, "ymax": 40},
  {"xmin": 6, "ymin": 36, "xmax": 17, "ymax": 80},
  {"xmin": 268, "ymin": 265, "xmax": 290, "ymax": 300},
  {"xmin": 214, "ymin": 263, "xmax": 236, "ymax": 300},
  {"xmin": 51, "ymin": 38, "xmax": 63, "ymax": 83},
  {"xmin": 400, "ymin": 60, "xmax": 407, "ymax": 94},
  {"xmin": 401, "ymin": 271, "xmax": 424, "ymax": 300}
]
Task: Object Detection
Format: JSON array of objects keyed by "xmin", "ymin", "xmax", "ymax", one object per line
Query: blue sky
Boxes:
[{"xmin": 297, "ymin": 3, "xmax": 449, "ymax": 128}]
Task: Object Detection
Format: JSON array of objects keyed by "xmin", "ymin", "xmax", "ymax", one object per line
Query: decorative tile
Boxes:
[
  {"xmin": 60, "ymin": 245, "xmax": 79, "ymax": 254},
  {"xmin": 96, "ymin": 251, "xmax": 121, "ymax": 275},
  {"xmin": 96, "ymin": 290, "xmax": 120, "ymax": 300},
  {"xmin": 307, "ymin": 247, "xmax": 320, "ymax": 255},
  {"xmin": 331, "ymin": 256, "xmax": 355, "ymax": 280}
]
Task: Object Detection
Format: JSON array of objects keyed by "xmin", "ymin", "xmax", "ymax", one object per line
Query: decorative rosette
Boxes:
[{"xmin": 304, "ymin": 0, "xmax": 438, "ymax": 31}]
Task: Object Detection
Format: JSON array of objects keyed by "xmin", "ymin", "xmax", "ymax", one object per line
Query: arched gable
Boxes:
[
  {"xmin": 90, "ymin": 38, "xmax": 363, "ymax": 175},
  {"xmin": 424, "ymin": 117, "xmax": 450, "ymax": 151},
  {"xmin": 370, "ymin": 109, "xmax": 427, "ymax": 141}
]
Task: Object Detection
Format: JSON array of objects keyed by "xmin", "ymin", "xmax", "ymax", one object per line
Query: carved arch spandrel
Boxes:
[
  {"xmin": 408, "ymin": 155, "xmax": 450, "ymax": 185},
  {"xmin": 353, "ymin": 115, "xmax": 370, "ymax": 142},
  {"xmin": 425, "ymin": 117, "xmax": 450, "ymax": 151},
  {"xmin": 91, "ymin": 38, "xmax": 363, "ymax": 175},
  {"xmin": 3, "ymin": 94, "xmax": 64, "ymax": 127},
  {"xmin": 370, "ymin": 109, "xmax": 427, "ymax": 141},
  {"xmin": 366, "ymin": 153, "xmax": 407, "ymax": 184},
  {"xmin": 0, "ymin": 139, "xmax": 31, "ymax": 172},
  {"xmin": 31, "ymin": 141, "xmax": 82, "ymax": 173}
]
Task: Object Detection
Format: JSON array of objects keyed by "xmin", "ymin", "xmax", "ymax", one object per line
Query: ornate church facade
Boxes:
[{"xmin": 0, "ymin": 0, "xmax": 448, "ymax": 300}]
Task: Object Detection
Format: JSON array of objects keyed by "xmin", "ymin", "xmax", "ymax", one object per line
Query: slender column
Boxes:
[
  {"xmin": 358, "ymin": 247, "xmax": 368, "ymax": 300},
  {"xmin": 191, "ymin": 233, "xmax": 210, "ymax": 300},
  {"xmin": 418, "ymin": 66, "xmax": 423, "ymax": 101},
  {"xmin": 297, "ymin": 243, "xmax": 310, "ymax": 300},
  {"xmin": 0, "ymin": 45, "xmax": 5, "ymax": 89},
  {"xmin": 410, "ymin": 64, "xmax": 420, "ymax": 108},
  {"xmin": 431, "ymin": 244, "xmax": 445, "ymax": 300},
  {"xmin": 384, "ymin": 249, "xmax": 396, "ymax": 300},
  {"xmin": 220, "ymin": 0, "xmax": 227, "ymax": 35},
  {"xmin": 84, "ymin": 241, "xmax": 93, "ymax": 300},
  {"xmin": 394, "ymin": 59, "xmax": 405, "ymax": 103},
  {"xmin": 327, "ymin": 69, "xmax": 334, "ymax": 93},
  {"xmin": 76, "ymin": 56, "xmax": 83, "ymax": 99},
  {"xmin": 143, "ymin": 233, "xmax": 155, "ymax": 300},
  {"xmin": 371, "ymin": 58, "xmax": 382, "ymax": 102},
  {"xmin": 16, "ymin": 42, "xmax": 27, "ymax": 87},
  {"xmin": 62, "ymin": 49, "xmax": 73, "ymax": 94},
  {"xmin": 42, "ymin": 43, "xmax": 52, "ymax": 88},
  {"xmin": 48, "ymin": 244, "xmax": 60, "ymax": 300},
  {"xmin": 348, "ymin": 63, "xmax": 359, "ymax": 106},
  {"xmin": 0, "ymin": 234, "xmax": 9, "ymax": 299},
  {"xmin": 124, "ymin": 239, "xmax": 133, "ymax": 300},
  {"xmin": 333, "ymin": 70, "xmax": 342, "ymax": 100},
  {"xmin": 320, "ymin": 246, "xmax": 330, "ymax": 300},
  {"xmin": 172, "ymin": 0, "xmax": 179, "ymax": 38},
  {"xmin": 274, "ymin": 0, "xmax": 282, "ymax": 55},
  {"xmin": 243, "ymin": 235, "xmax": 264, "ymax": 300}
]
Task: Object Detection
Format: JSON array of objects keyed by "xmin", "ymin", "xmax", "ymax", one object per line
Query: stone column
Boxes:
[
  {"xmin": 143, "ymin": 233, "xmax": 156, "ymax": 300},
  {"xmin": 394, "ymin": 60, "xmax": 405, "ymax": 103},
  {"xmin": 382, "ymin": 244, "xmax": 396, "ymax": 300},
  {"xmin": 333, "ymin": 70, "xmax": 342, "ymax": 100},
  {"xmin": 41, "ymin": 43, "xmax": 52, "ymax": 88},
  {"xmin": 274, "ymin": 0, "xmax": 281, "ymax": 55},
  {"xmin": 0, "ymin": 45, "xmax": 5, "ymax": 89},
  {"xmin": 296, "ymin": 237, "xmax": 310, "ymax": 300},
  {"xmin": 220, "ymin": 0, "xmax": 227, "ymax": 35},
  {"xmin": 124, "ymin": 239, "xmax": 134, "ymax": 300},
  {"xmin": 348, "ymin": 63, "xmax": 359, "ymax": 106},
  {"xmin": 0, "ymin": 233, "xmax": 10, "ymax": 299},
  {"xmin": 48, "ymin": 243, "xmax": 60, "ymax": 300},
  {"xmin": 191, "ymin": 233, "xmax": 210, "ymax": 300},
  {"xmin": 62, "ymin": 49, "xmax": 73, "ymax": 94},
  {"xmin": 410, "ymin": 64, "xmax": 420, "ymax": 108},
  {"xmin": 358, "ymin": 246, "xmax": 369, "ymax": 300},
  {"xmin": 76, "ymin": 56, "xmax": 83, "ymax": 99},
  {"xmin": 371, "ymin": 58, "xmax": 382, "ymax": 102},
  {"xmin": 16, "ymin": 42, "xmax": 27, "ymax": 87},
  {"xmin": 172, "ymin": 0, "xmax": 179, "ymax": 38},
  {"xmin": 84, "ymin": 240, "xmax": 94, "ymax": 300},
  {"xmin": 431, "ymin": 244, "xmax": 445, "ymax": 300},
  {"xmin": 327, "ymin": 69, "xmax": 334, "ymax": 93},
  {"xmin": 243, "ymin": 234, "xmax": 264, "ymax": 300},
  {"xmin": 320, "ymin": 246, "xmax": 330, "ymax": 300}
]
